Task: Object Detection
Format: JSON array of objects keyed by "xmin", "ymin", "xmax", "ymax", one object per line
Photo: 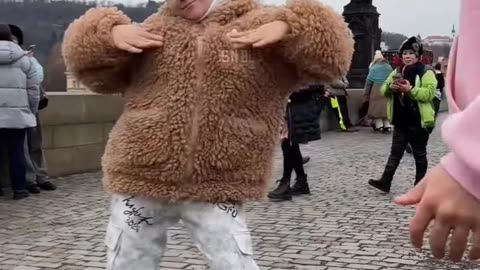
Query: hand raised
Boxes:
[
  {"xmin": 227, "ymin": 21, "xmax": 290, "ymax": 49},
  {"xmin": 112, "ymin": 24, "xmax": 163, "ymax": 53}
]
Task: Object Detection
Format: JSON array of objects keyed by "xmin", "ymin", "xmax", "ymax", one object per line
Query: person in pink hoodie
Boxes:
[{"xmin": 396, "ymin": 0, "xmax": 480, "ymax": 262}]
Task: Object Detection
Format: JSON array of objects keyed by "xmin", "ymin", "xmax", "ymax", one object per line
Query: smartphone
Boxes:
[{"xmin": 26, "ymin": 45, "xmax": 36, "ymax": 54}]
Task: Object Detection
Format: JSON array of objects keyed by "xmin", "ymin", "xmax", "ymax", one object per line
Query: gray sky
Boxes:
[{"xmin": 262, "ymin": 0, "xmax": 460, "ymax": 38}]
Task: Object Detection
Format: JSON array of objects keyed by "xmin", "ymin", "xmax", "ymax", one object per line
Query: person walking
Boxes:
[
  {"xmin": 326, "ymin": 77, "xmax": 359, "ymax": 132},
  {"xmin": 268, "ymin": 84, "xmax": 327, "ymax": 201},
  {"xmin": 0, "ymin": 24, "xmax": 40, "ymax": 200},
  {"xmin": 364, "ymin": 52, "xmax": 394, "ymax": 133},
  {"xmin": 62, "ymin": 0, "xmax": 354, "ymax": 269},
  {"xmin": 368, "ymin": 36, "xmax": 437, "ymax": 192}
]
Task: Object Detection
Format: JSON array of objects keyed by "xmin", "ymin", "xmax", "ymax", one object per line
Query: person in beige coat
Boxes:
[{"xmin": 364, "ymin": 55, "xmax": 394, "ymax": 133}]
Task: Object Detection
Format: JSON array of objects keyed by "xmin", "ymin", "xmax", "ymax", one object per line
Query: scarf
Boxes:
[
  {"xmin": 401, "ymin": 62, "xmax": 424, "ymax": 87},
  {"xmin": 367, "ymin": 63, "xmax": 393, "ymax": 84},
  {"xmin": 196, "ymin": 0, "xmax": 229, "ymax": 21}
]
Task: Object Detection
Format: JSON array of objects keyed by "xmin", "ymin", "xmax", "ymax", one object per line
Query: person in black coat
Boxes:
[{"xmin": 268, "ymin": 84, "xmax": 327, "ymax": 201}]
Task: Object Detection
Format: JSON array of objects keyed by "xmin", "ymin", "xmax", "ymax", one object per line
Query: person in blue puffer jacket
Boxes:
[{"xmin": 0, "ymin": 24, "xmax": 40, "ymax": 200}]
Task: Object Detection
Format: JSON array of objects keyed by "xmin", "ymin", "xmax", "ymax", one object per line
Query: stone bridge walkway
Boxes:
[{"xmin": 0, "ymin": 114, "xmax": 478, "ymax": 270}]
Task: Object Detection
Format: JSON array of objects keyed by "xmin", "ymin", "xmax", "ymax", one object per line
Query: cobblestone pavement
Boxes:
[{"xmin": 1, "ymin": 114, "xmax": 479, "ymax": 270}]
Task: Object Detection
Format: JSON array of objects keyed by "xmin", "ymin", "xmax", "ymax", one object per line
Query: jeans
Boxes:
[
  {"xmin": 0, "ymin": 128, "xmax": 28, "ymax": 192},
  {"xmin": 382, "ymin": 126, "xmax": 430, "ymax": 184}
]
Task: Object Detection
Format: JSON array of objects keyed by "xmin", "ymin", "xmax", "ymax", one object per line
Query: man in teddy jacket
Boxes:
[{"xmin": 62, "ymin": 0, "xmax": 354, "ymax": 268}]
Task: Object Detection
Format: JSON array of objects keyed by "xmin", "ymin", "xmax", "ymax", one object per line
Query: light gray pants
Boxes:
[
  {"xmin": 24, "ymin": 114, "xmax": 48, "ymax": 185},
  {"xmin": 106, "ymin": 194, "xmax": 259, "ymax": 270}
]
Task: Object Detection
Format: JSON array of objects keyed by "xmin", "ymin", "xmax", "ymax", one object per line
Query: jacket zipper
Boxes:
[{"xmin": 183, "ymin": 33, "xmax": 205, "ymax": 182}]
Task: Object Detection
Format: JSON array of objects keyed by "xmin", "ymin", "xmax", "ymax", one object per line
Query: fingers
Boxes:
[
  {"xmin": 130, "ymin": 36, "xmax": 163, "ymax": 49},
  {"xmin": 449, "ymin": 226, "xmax": 470, "ymax": 262},
  {"xmin": 227, "ymin": 29, "xmax": 253, "ymax": 38},
  {"xmin": 469, "ymin": 228, "xmax": 480, "ymax": 261},
  {"xmin": 252, "ymin": 38, "xmax": 272, "ymax": 48},
  {"xmin": 395, "ymin": 181, "xmax": 426, "ymax": 206},
  {"xmin": 428, "ymin": 220, "xmax": 452, "ymax": 259},
  {"xmin": 229, "ymin": 35, "xmax": 262, "ymax": 45},
  {"xmin": 140, "ymin": 30, "xmax": 164, "ymax": 42},
  {"xmin": 117, "ymin": 42, "xmax": 143, "ymax": 53},
  {"xmin": 410, "ymin": 203, "xmax": 434, "ymax": 250}
]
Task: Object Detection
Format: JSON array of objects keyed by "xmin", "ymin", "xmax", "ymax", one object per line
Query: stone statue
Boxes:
[{"xmin": 343, "ymin": 0, "xmax": 381, "ymax": 88}]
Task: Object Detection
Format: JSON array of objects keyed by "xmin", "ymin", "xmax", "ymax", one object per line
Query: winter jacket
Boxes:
[
  {"xmin": 381, "ymin": 66, "xmax": 437, "ymax": 129},
  {"xmin": 287, "ymin": 85, "xmax": 326, "ymax": 144},
  {"xmin": 62, "ymin": 0, "xmax": 354, "ymax": 203},
  {"xmin": 326, "ymin": 77, "xmax": 348, "ymax": 96},
  {"xmin": 434, "ymin": 70, "xmax": 445, "ymax": 100},
  {"xmin": 440, "ymin": 0, "xmax": 480, "ymax": 201},
  {"xmin": 30, "ymin": 56, "xmax": 48, "ymax": 110},
  {"xmin": 0, "ymin": 41, "xmax": 40, "ymax": 129}
]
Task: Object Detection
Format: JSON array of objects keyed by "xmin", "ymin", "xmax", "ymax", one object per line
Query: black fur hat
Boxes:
[
  {"xmin": 399, "ymin": 36, "xmax": 423, "ymax": 57},
  {"xmin": 8, "ymin": 24, "xmax": 23, "ymax": 46}
]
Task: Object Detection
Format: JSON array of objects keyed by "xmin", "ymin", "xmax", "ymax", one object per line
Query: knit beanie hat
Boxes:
[
  {"xmin": 399, "ymin": 36, "xmax": 423, "ymax": 57},
  {"xmin": 373, "ymin": 50, "xmax": 384, "ymax": 61}
]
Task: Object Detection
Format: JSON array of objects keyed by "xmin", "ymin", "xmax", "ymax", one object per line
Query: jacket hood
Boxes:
[{"xmin": 0, "ymin": 41, "xmax": 27, "ymax": 64}]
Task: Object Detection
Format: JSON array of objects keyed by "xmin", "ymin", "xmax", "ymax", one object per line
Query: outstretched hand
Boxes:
[
  {"xmin": 112, "ymin": 24, "xmax": 163, "ymax": 53},
  {"xmin": 395, "ymin": 165, "xmax": 480, "ymax": 262},
  {"xmin": 227, "ymin": 21, "xmax": 290, "ymax": 49}
]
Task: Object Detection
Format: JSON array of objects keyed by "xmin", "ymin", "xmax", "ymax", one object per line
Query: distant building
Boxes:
[
  {"xmin": 380, "ymin": 41, "xmax": 388, "ymax": 51},
  {"xmin": 423, "ymin": 35, "xmax": 453, "ymax": 46},
  {"xmin": 65, "ymin": 71, "xmax": 88, "ymax": 92}
]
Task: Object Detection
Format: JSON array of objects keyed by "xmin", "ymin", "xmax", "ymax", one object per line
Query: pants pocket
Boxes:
[
  {"xmin": 105, "ymin": 223, "xmax": 122, "ymax": 270},
  {"xmin": 233, "ymin": 231, "xmax": 253, "ymax": 256}
]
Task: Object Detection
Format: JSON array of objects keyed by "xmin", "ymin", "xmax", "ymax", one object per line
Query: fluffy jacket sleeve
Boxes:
[
  {"xmin": 380, "ymin": 70, "xmax": 396, "ymax": 98},
  {"xmin": 62, "ymin": 7, "xmax": 134, "ymax": 94},
  {"xmin": 276, "ymin": 0, "xmax": 354, "ymax": 83},
  {"xmin": 238, "ymin": 0, "xmax": 354, "ymax": 83}
]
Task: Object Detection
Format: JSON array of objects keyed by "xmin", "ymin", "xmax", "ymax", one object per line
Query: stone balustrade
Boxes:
[{"xmin": 0, "ymin": 89, "xmax": 448, "ymax": 186}]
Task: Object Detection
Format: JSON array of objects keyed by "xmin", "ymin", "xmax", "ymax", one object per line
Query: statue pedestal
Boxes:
[{"xmin": 343, "ymin": 0, "xmax": 381, "ymax": 88}]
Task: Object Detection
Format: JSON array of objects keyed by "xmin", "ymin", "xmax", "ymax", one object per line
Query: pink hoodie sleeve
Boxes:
[{"xmin": 440, "ymin": 0, "xmax": 480, "ymax": 201}]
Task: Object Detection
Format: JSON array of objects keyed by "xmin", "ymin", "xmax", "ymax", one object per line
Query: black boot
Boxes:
[
  {"xmin": 302, "ymin": 156, "xmax": 310, "ymax": 165},
  {"xmin": 268, "ymin": 178, "xmax": 292, "ymax": 201},
  {"xmin": 0, "ymin": 188, "xmax": 4, "ymax": 196},
  {"xmin": 27, "ymin": 184, "xmax": 41, "ymax": 194},
  {"xmin": 368, "ymin": 177, "xmax": 392, "ymax": 193},
  {"xmin": 291, "ymin": 175, "xmax": 310, "ymax": 195},
  {"xmin": 368, "ymin": 168, "xmax": 394, "ymax": 193},
  {"xmin": 38, "ymin": 181, "xmax": 56, "ymax": 191},
  {"xmin": 13, "ymin": 190, "xmax": 29, "ymax": 200}
]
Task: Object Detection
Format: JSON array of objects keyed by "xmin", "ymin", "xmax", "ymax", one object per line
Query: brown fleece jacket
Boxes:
[{"xmin": 62, "ymin": 0, "xmax": 354, "ymax": 203}]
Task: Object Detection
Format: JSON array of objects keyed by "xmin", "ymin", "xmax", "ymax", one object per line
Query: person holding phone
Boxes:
[{"xmin": 368, "ymin": 36, "xmax": 437, "ymax": 193}]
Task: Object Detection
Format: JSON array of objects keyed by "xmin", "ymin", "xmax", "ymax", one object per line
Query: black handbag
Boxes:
[{"xmin": 38, "ymin": 86, "xmax": 49, "ymax": 110}]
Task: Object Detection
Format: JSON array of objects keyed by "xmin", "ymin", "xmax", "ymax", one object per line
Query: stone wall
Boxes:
[
  {"xmin": 1, "ymin": 92, "xmax": 123, "ymax": 187},
  {"xmin": 0, "ymin": 89, "xmax": 448, "ymax": 186}
]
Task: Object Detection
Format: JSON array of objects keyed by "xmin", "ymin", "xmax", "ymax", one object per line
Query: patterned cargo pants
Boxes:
[{"xmin": 105, "ymin": 194, "xmax": 259, "ymax": 270}]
